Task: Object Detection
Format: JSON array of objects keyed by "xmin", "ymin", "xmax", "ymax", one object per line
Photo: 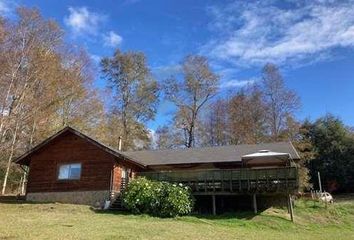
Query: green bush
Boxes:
[{"xmin": 121, "ymin": 177, "xmax": 194, "ymax": 217}]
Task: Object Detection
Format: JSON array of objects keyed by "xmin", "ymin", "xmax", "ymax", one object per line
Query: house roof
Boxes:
[
  {"xmin": 242, "ymin": 150, "xmax": 291, "ymax": 160},
  {"xmin": 14, "ymin": 126, "xmax": 146, "ymax": 168},
  {"xmin": 123, "ymin": 142, "xmax": 300, "ymax": 166},
  {"xmin": 14, "ymin": 126, "xmax": 300, "ymax": 168}
]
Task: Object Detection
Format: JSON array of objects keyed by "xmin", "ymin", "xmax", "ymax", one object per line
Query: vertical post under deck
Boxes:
[
  {"xmin": 212, "ymin": 195, "xmax": 216, "ymax": 215},
  {"xmin": 288, "ymin": 194, "xmax": 294, "ymax": 222},
  {"xmin": 286, "ymin": 195, "xmax": 290, "ymax": 213},
  {"xmin": 253, "ymin": 194, "xmax": 257, "ymax": 214}
]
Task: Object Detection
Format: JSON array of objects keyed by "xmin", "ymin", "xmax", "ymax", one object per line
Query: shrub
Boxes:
[{"xmin": 121, "ymin": 177, "xmax": 194, "ymax": 217}]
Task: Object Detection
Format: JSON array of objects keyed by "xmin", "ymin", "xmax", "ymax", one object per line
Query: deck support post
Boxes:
[
  {"xmin": 288, "ymin": 194, "xmax": 294, "ymax": 222},
  {"xmin": 212, "ymin": 195, "xmax": 216, "ymax": 215},
  {"xmin": 286, "ymin": 195, "xmax": 290, "ymax": 213},
  {"xmin": 253, "ymin": 194, "xmax": 257, "ymax": 214}
]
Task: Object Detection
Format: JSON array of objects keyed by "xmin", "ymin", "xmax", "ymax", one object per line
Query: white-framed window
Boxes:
[{"xmin": 58, "ymin": 163, "xmax": 82, "ymax": 180}]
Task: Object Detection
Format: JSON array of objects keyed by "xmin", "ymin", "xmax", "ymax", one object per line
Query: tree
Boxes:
[
  {"xmin": 261, "ymin": 63, "xmax": 300, "ymax": 141},
  {"xmin": 202, "ymin": 99, "xmax": 229, "ymax": 146},
  {"xmin": 228, "ymin": 85, "xmax": 267, "ymax": 144},
  {"xmin": 101, "ymin": 50, "xmax": 159, "ymax": 150},
  {"xmin": 306, "ymin": 115, "xmax": 354, "ymax": 192},
  {"xmin": 292, "ymin": 120, "xmax": 315, "ymax": 191},
  {"xmin": 0, "ymin": 7, "xmax": 104, "ymax": 194},
  {"xmin": 164, "ymin": 55, "xmax": 219, "ymax": 148},
  {"xmin": 155, "ymin": 125, "xmax": 181, "ymax": 150}
]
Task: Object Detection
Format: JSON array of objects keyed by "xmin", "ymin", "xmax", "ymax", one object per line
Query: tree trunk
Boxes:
[{"xmin": 1, "ymin": 121, "xmax": 20, "ymax": 195}]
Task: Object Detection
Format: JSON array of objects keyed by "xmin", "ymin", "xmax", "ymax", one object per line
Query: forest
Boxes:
[{"xmin": 0, "ymin": 8, "xmax": 353, "ymax": 195}]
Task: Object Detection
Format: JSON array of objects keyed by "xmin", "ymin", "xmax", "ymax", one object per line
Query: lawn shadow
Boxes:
[
  {"xmin": 0, "ymin": 200, "xmax": 57, "ymax": 205},
  {"xmin": 192, "ymin": 210, "xmax": 261, "ymax": 221},
  {"xmin": 90, "ymin": 207, "xmax": 133, "ymax": 216},
  {"xmin": 91, "ymin": 207, "xmax": 263, "ymax": 220}
]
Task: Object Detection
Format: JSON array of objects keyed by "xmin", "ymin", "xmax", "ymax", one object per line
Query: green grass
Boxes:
[{"xmin": 0, "ymin": 196, "xmax": 354, "ymax": 240}]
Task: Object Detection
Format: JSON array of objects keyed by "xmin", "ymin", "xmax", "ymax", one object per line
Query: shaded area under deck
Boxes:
[{"xmin": 138, "ymin": 167, "xmax": 298, "ymax": 217}]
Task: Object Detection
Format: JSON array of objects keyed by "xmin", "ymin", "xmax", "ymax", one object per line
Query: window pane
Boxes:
[
  {"xmin": 58, "ymin": 164, "xmax": 81, "ymax": 180},
  {"xmin": 69, "ymin": 164, "xmax": 81, "ymax": 179},
  {"xmin": 58, "ymin": 165, "xmax": 70, "ymax": 179}
]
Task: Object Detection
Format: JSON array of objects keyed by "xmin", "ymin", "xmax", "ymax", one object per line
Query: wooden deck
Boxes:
[{"xmin": 138, "ymin": 167, "xmax": 298, "ymax": 194}]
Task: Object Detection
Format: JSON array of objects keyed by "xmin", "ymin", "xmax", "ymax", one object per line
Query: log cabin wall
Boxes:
[
  {"xmin": 26, "ymin": 131, "xmax": 116, "ymax": 193},
  {"xmin": 112, "ymin": 161, "xmax": 140, "ymax": 193}
]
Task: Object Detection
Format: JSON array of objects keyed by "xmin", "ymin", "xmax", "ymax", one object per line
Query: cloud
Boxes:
[
  {"xmin": 103, "ymin": 31, "xmax": 123, "ymax": 47},
  {"xmin": 0, "ymin": 0, "xmax": 15, "ymax": 15},
  {"xmin": 220, "ymin": 79, "xmax": 256, "ymax": 88},
  {"xmin": 148, "ymin": 128, "xmax": 158, "ymax": 148},
  {"xmin": 64, "ymin": 6, "xmax": 106, "ymax": 36},
  {"xmin": 204, "ymin": 0, "xmax": 354, "ymax": 67},
  {"xmin": 90, "ymin": 54, "xmax": 101, "ymax": 63},
  {"xmin": 152, "ymin": 64, "xmax": 182, "ymax": 80}
]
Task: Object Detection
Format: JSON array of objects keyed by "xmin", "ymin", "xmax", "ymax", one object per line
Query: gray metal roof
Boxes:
[{"xmin": 124, "ymin": 142, "xmax": 300, "ymax": 166}]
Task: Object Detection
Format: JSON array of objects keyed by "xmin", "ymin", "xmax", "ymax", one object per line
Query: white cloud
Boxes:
[
  {"xmin": 103, "ymin": 31, "xmax": 123, "ymax": 47},
  {"xmin": 64, "ymin": 6, "xmax": 106, "ymax": 36},
  {"xmin": 0, "ymin": 0, "xmax": 15, "ymax": 15},
  {"xmin": 220, "ymin": 79, "xmax": 256, "ymax": 88},
  {"xmin": 148, "ymin": 128, "xmax": 158, "ymax": 148},
  {"xmin": 152, "ymin": 64, "xmax": 182, "ymax": 80},
  {"xmin": 204, "ymin": 0, "xmax": 354, "ymax": 67},
  {"xmin": 90, "ymin": 54, "xmax": 101, "ymax": 63}
]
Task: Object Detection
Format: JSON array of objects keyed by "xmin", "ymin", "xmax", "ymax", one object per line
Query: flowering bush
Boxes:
[{"xmin": 121, "ymin": 177, "xmax": 194, "ymax": 217}]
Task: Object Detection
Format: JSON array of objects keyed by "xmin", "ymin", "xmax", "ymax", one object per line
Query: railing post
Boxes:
[
  {"xmin": 221, "ymin": 170, "xmax": 224, "ymax": 192},
  {"xmin": 212, "ymin": 171, "xmax": 216, "ymax": 192},
  {"xmin": 247, "ymin": 169, "xmax": 250, "ymax": 191},
  {"xmin": 238, "ymin": 169, "xmax": 241, "ymax": 192},
  {"xmin": 286, "ymin": 168, "xmax": 289, "ymax": 190}
]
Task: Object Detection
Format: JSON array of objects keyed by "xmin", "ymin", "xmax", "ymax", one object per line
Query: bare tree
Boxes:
[
  {"xmin": 262, "ymin": 63, "xmax": 301, "ymax": 141},
  {"xmin": 164, "ymin": 55, "xmax": 219, "ymax": 148}
]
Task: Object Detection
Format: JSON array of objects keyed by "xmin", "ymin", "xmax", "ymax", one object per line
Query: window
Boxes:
[{"xmin": 58, "ymin": 163, "xmax": 81, "ymax": 180}]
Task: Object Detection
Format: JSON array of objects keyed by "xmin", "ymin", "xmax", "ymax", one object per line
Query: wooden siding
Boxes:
[
  {"xmin": 112, "ymin": 162, "xmax": 139, "ymax": 193},
  {"xmin": 27, "ymin": 131, "xmax": 117, "ymax": 193}
]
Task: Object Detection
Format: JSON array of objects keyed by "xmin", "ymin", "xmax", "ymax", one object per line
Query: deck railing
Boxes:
[{"xmin": 138, "ymin": 167, "xmax": 298, "ymax": 194}]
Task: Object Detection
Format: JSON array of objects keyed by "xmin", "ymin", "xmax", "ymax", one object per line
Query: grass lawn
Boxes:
[{"xmin": 1, "ymin": 195, "xmax": 354, "ymax": 240}]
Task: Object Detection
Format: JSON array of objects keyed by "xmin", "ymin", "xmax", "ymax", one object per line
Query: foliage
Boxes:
[
  {"xmin": 193, "ymin": 65, "xmax": 301, "ymax": 147},
  {"xmin": 155, "ymin": 125, "xmax": 183, "ymax": 150},
  {"xmin": 163, "ymin": 55, "xmax": 219, "ymax": 148},
  {"xmin": 101, "ymin": 50, "xmax": 159, "ymax": 150},
  {"xmin": 305, "ymin": 115, "xmax": 354, "ymax": 192},
  {"xmin": 122, "ymin": 177, "xmax": 194, "ymax": 217},
  {"xmin": 0, "ymin": 7, "xmax": 105, "ymax": 194},
  {"xmin": 290, "ymin": 119, "xmax": 314, "ymax": 191},
  {"xmin": 228, "ymin": 85, "xmax": 267, "ymax": 144}
]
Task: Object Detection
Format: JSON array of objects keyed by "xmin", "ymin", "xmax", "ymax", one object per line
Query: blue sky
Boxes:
[{"xmin": 2, "ymin": 0, "xmax": 354, "ymax": 129}]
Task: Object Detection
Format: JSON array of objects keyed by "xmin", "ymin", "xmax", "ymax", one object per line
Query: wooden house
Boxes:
[{"xmin": 15, "ymin": 127, "xmax": 300, "ymax": 214}]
